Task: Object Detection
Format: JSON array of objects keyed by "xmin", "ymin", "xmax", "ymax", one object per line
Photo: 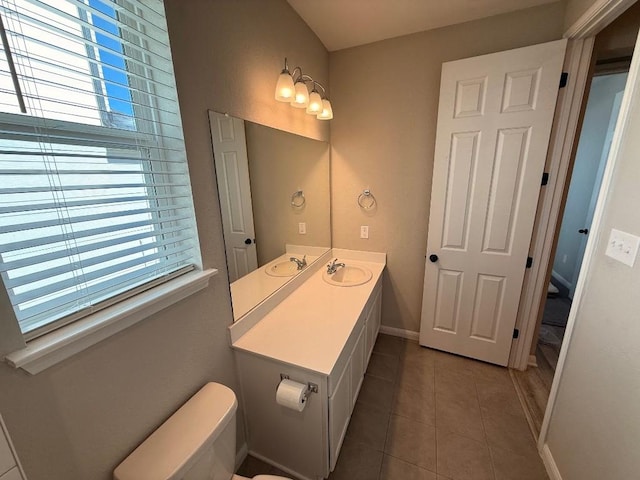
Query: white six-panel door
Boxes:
[
  {"xmin": 209, "ymin": 111, "xmax": 258, "ymax": 282},
  {"xmin": 419, "ymin": 40, "xmax": 567, "ymax": 366}
]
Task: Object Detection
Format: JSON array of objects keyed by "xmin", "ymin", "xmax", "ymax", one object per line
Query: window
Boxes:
[{"xmin": 0, "ymin": 0, "xmax": 200, "ymax": 339}]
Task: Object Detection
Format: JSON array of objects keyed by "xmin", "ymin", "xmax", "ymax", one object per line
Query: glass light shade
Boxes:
[
  {"xmin": 317, "ymin": 99, "xmax": 333, "ymax": 120},
  {"xmin": 306, "ymin": 90, "xmax": 323, "ymax": 115},
  {"xmin": 275, "ymin": 71, "xmax": 295, "ymax": 102},
  {"xmin": 291, "ymin": 81, "xmax": 309, "ymax": 108}
]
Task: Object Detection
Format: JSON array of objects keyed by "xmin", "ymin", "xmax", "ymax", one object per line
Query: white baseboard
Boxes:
[
  {"xmin": 235, "ymin": 442, "xmax": 248, "ymax": 470},
  {"xmin": 541, "ymin": 443, "xmax": 563, "ymax": 480},
  {"xmin": 379, "ymin": 325, "xmax": 419, "ymax": 341},
  {"xmin": 528, "ymin": 354, "xmax": 538, "ymax": 367},
  {"xmin": 551, "ymin": 269, "xmax": 572, "ymax": 290}
]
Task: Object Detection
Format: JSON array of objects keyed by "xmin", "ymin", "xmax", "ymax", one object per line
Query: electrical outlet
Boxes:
[
  {"xmin": 360, "ymin": 225, "xmax": 369, "ymax": 239},
  {"xmin": 298, "ymin": 222, "xmax": 306, "ymax": 234},
  {"xmin": 605, "ymin": 228, "xmax": 640, "ymax": 267}
]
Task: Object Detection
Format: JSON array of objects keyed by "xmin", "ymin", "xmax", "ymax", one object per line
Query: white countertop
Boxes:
[
  {"xmin": 232, "ymin": 252, "xmax": 385, "ymax": 375},
  {"xmin": 230, "ymin": 252, "xmax": 321, "ymax": 320}
]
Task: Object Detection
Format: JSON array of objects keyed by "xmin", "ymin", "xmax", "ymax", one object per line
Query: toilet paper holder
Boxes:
[{"xmin": 279, "ymin": 373, "xmax": 318, "ymax": 400}]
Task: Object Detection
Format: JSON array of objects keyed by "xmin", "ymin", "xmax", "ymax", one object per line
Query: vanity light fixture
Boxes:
[{"xmin": 275, "ymin": 58, "xmax": 333, "ymax": 120}]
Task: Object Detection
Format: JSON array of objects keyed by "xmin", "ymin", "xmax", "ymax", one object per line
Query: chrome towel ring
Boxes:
[
  {"xmin": 357, "ymin": 189, "xmax": 376, "ymax": 210},
  {"xmin": 291, "ymin": 190, "xmax": 305, "ymax": 207}
]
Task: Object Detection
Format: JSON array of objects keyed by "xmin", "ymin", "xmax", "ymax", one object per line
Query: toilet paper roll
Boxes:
[{"xmin": 276, "ymin": 379, "xmax": 307, "ymax": 412}]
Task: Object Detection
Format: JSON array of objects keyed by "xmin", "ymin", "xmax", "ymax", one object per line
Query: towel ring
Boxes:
[
  {"xmin": 291, "ymin": 190, "xmax": 305, "ymax": 207},
  {"xmin": 357, "ymin": 189, "xmax": 376, "ymax": 210}
]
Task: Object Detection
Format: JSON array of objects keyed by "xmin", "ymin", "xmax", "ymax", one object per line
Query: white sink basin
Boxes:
[
  {"xmin": 323, "ymin": 265, "xmax": 372, "ymax": 287},
  {"xmin": 265, "ymin": 261, "xmax": 299, "ymax": 277}
]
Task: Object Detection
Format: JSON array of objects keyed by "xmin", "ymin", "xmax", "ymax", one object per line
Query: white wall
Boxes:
[
  {"xmin": 545, "ymin": 45, "xmax": 640, "ymax": 479},
  {"xmin": 553, "ymin": 73, "xmax": 628, "ymax": 291},
  {"xmin": 0, "ymin": 2, "xmax": 328, "ymax": 479}
]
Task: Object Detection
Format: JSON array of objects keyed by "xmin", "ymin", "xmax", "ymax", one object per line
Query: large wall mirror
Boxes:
[{"xmin": 209, "ymin": 111, "xmax": 331, "ymax": 321}]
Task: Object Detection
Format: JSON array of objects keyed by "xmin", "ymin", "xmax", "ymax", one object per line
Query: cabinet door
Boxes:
[
  {"xmin": 350, "ymin": 327, "xmax": 366, "ymax": 409},
  {"xmin": 329, "ymin": 361, "xmax": 351, "ymax": 472},
  {"xmin": 365, "ymin": 288, "xmax": 382, "ymax": 362}
]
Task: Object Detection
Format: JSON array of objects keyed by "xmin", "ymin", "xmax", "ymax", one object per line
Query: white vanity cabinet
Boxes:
[
  {"xmin": 328, "ymin": 282, "xmax": 382, "ymax": 471},
  {"xmin": 233, "ymin": 259, "xmax": 384, "ymax": 480}
]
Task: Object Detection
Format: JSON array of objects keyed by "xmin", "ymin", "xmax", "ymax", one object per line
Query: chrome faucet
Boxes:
[
  {"xmin": 289, "ymin": 255, "xmax": 307, "ymax": 270},
  {"xmin": 326, "ymin": 258, "xmax": 345, "ymax": 274}
]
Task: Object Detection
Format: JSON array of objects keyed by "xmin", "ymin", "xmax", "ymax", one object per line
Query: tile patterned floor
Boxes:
[{"xmin": 238, "ymin": 334, "xmax": 549, "ymax": 480}]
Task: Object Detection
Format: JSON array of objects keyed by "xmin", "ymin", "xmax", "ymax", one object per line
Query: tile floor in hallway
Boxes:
[{"xmin": 238, "ymin": 334, "xmax": 548, "ymax": 480}]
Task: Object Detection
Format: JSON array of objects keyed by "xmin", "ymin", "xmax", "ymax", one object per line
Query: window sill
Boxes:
[{"xmin": 4, "ymin": 269, "xmax": 218, "ymax": 375}]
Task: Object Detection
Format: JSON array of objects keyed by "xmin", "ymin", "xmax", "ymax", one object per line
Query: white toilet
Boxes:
[{"xmin": 114, "ymin": 383, "xmax": 291, "ymax": 480}]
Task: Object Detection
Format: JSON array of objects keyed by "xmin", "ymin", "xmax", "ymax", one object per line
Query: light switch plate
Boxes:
[
  {"xmin": 298, "ymin": 222, "xmax": 306, "ymax": 234},
  {"xmin": 360, "ymin": 225, "xmax": 369, "ymax": 239},
  {"xmin": 605, "ymin": 228, "xmax": 640, "ymax": 267}
]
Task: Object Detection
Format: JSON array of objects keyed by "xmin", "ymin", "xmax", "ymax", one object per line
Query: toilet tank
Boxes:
[{"xmin": 114, "ymin": 383, "xmax": 238, "ymax": 480}]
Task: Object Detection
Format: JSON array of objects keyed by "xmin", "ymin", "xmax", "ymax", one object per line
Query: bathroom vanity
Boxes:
[{"xmin": 230, "ymin": 250, "xmax": 385, "ymax": 480}]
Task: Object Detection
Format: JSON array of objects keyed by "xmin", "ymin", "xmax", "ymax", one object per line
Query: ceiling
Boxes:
[{"xmin": 287, "ymin": 0, "xmax": 561, "ymax": 51}]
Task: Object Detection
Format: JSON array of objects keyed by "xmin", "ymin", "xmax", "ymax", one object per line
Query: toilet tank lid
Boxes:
[{"xmin": 114, "ymin": 383, "xmax": 237, "ymax": 480}]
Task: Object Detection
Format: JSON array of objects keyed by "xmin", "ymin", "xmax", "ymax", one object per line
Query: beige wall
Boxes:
[
  {"xmin": 329, "ymin": 3, "xmax": 566, "ymax": 333},
  {"xmin": 545, "ymin": 46, "xmax": 640, "ymax": 479},
  {"xmin": 565, "ymin": 0, "xmax": 602, "ymax": 31},
  {"xmin": 246, "ymin": 123, "xmax": 331, "ymax": 265},
  {"xmin": 167, "ymin": 0, "xmax": 329, "ymax": 142},
  {"xmin": 0, "ymin": 2, "xmax": 328, "ymax": 479}
]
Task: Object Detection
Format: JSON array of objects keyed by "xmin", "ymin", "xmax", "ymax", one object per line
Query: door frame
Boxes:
[
  {"xmin": 539, "ymin": 29, "xmax": 640, "ymax": 473},
  {"xmin": 568, "ymin": 88, "xmax": 625, "ymax": 298},
  {"xmin": 509, "ymin": 0, "xmax": 636, "ymax": 371},
  {"xmin": 501, "ymin": 0, "xmax": 638, "ymax": 465}
]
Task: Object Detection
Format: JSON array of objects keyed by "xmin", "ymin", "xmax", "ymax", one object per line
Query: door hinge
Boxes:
[
  {"xmin": 513, "ymin": 328, "xmax": 520, "ymax": 339},
  {"xmin": 559, "ymin": 72, "xmax": 569, "ymax": 88},
  {"xmin": 541, "ymin": 172, "xmax": 549, "ymax": 186},
  {"xmin": 526, "ymin": 256, "xmax": 533, "ymax": 268}
]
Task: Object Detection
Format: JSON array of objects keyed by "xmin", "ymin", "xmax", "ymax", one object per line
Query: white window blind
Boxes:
[{"xmin": 0, "ymin": 0, "xmax": 199, "ymax": 338}]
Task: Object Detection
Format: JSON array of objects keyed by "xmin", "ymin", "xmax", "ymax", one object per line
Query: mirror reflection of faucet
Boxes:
[
  {"xmin": 289, "ymin": 255, "xmax": 307, "ymax": 270},
  {"xmin": 326, "ymin": 258, "xmax": 345, "ymax": 274}
]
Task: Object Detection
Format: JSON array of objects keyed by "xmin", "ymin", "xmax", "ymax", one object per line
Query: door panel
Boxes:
[
  {"xmin": 420, "ymin": 40, "xmax": 567, "ymax": 366},
  {"xmin": 433, "ymin": 270, "xmax": 463, "ymax": 332},
  {"xmin": 483, "ymin": 127, "xmax": 530, "ymax": 253},
  {"xmin": 209, "ymin": 111, "xmax": 258, "ymax": 282},
  {"xmin": 442, "ymin": 132, "xmax": 479, "ymax": 249}
]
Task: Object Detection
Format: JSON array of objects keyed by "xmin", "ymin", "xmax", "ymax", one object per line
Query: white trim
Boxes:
[
  {"xmin": 4, "ymin": 269, "xmax": 218, "ymax": 375},
  {"xmin": 228, "ymin": 250, "xmax": 332, "ymax": 343},
  {"xmin": 539, "ymin": 27, "xmax": 640, "ymax": 453},
  {"xmin": 550, "ymin": 269, "xmax": 572, "ymax": 290},
  {"xmin": 540, "ymin": 443, "xmax": 564, "ymax": 480},
  {"xmin": 0, "ymin": 413, "xmax": 28, "ymax": 480},
  {"xmin": 509, "ymin": 37, "xmax": 595, "ymax": 371},
  {"xmin": 379, "ymin": 325, "xmax": 419, "ymax": 341},
  {"xmin": 528, "ymin": 354, "xmax": 538, "ymax": 367},
  {"xmin": 564, "ymin": 0, "xmax": 636, "ymax": 39}
]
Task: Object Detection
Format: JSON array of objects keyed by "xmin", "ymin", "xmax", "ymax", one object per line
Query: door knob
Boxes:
[
  {"xmin": 429, "ymin": 254, "xmax": 439, "ymax": 263},
  {"xmin": 244, "ymin": 238, "xmax": 253, "ymax": 245},
  {"xmin": 578, "ymin": 228, "xmax": 589, "ymax": 234}
]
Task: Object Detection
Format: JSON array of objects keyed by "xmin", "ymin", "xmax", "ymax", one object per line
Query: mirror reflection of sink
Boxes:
[
  {"xmin": 323, "ymin": 265, "xmax": 372, "ymax": 287},
  {"xmin": 265, "ymin": 261, "xmax": 299, "ymax": 277}
]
